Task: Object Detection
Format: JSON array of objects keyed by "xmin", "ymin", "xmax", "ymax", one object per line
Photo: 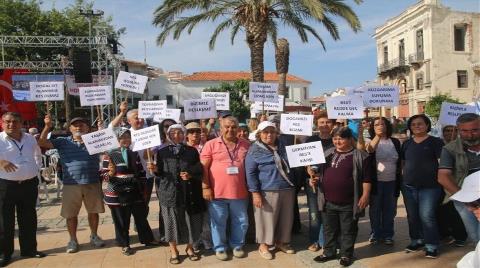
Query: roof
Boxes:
[{"xmin": 181, "ymin": 71, "xmax": 311, "ymax": 84}]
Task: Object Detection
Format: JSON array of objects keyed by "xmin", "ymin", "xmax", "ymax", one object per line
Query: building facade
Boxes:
[{"xmin": 374, "ymin": 0, "xmax": 480, "ymax": 118}]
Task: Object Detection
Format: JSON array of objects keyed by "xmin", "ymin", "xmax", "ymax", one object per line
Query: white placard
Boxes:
[
  {"xmin": 114, "ymin": 71, "xmax": 148, "ymax": 94},
  {"xmin": 153, "ymin": 108, "xmax": 182, "ymax": 123},
  {"xmin": 202, "ymin": 92, "xmax": 230, "ymax": 111},
  {"xmin": 138, "ymin": 100, "xmax": 167, "ymax": 119},
  {"xmin": 286, "ymin": 141, "xmax": 326, "ymax": 168},
  {"xmin": 82, "ymin": 128, "xmax": 120, "ymax": 155},
  {"xmin": 79, "ymin": 86, "xmax": 112, "ymax": 106},
  {"xmin": 254, "ymin": 95, "xmax": 284, "ymax": 112},
  {"xmin": 280, "ymin": 114, "xmax": 313, "ymax": 136},
  {"xmin": 131, "ymin": 125, "xmax": 162, "ymax": 152},
  {"xmin": 438, "ymin": 102, "xmax": 476, "ymax": 126},
  {"xmin": 29, "ymin": 81, "xmax": 64, "ymax": 101},
  {"xmin": 346, "ymin": 86, "xmax": 365, "ymax": 96},
  {"xmin": 363, "ymin": 86, "xmax": 399, "ymax": 107},
  {"xmin": 326, "ymin": 95, "xmax": 364, "ymax": 119},
  {"xmin": 184, "ymin": 99, "xmax": 217, "ymax": 120},
  {"xmin": 249, "ymin": 82, "xmax": 279, "ymax": 102}
]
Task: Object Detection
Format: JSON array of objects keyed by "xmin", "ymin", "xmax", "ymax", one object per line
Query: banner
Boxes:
[
  {"xmin": 280, "ymin": 114, "xmax": 313, "ymax": 136},
  {"xmin": 82, "ymin": 128, "xmax": 120, "ymax": 155},
  {"xmin": 363, "ymin": 86, "xmax": 399, "ymax": 107},
  {"xmin": 184, "ymin": 99, "xmax": 217, "ymax": 120},
  {"xmin": 79, "ymin": 86, "xmax": 112, "ymax": 106},
  {"xmin": 29, "ymin": 81, "xmax": 64, "ymax": 101},
  {"xmin": 153, "ymin": 108, "xmax": 182, "ymax": 123},
  {"xmin": 438, "ymin": 102, "xmax": 476, "ymax": 126},
  {"xmin": 66, "ymin": 75, "xmax": 112, "ymax": 96},
  {"xmin": 253, "ymin": 95, "xmax": 284, "ymax": 112},
  {"xmin": 114, "ymin": 71, "xmax": 148, "ymax": 94},
  {"xmin": 249, "ymin": 82, "xmax": 279, "ymax": 102},
  {"xmin": 131, "ymin": 125, "xmax": 162, "ymax": 152},
  {"xmin": 138, "ymin": 100, "xmax": 167, "ymax": 118},
  {"xmin": 326, "ymin": 95, "xmax": 364, "ymax": 119},
  {"xmin": 201, "ymin": 92, "xmax": 230, "ymax": 111},
  {"xmin": 286, "ymin": 141, "xmax": 326, "ymax": 168}
]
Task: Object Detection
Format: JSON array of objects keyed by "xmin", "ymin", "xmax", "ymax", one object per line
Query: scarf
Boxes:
[{"xmin": 256, "ymin": 141, "xmax": 294, "ymax": 186}]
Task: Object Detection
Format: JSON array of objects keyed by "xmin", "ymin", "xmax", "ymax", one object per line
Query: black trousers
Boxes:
[
  {"xmin": 154, "ymin": 177, "xmax": 165, "ymax": 241},
  {"xmin": 0, "ymin": 177, "xmax": 39, "ymax": 257},
  {"xmin": 437, "ymin": 201, "xmax": 467, "ymax": 241},
  {"xmin": 110, "ymin": 202, "xmax": 154, "ymax": 247},
  {"xmin": 322, "ymin": 202, "xmax": 358, "ymax": 258}
]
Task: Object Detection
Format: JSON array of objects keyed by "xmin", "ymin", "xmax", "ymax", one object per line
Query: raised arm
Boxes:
[
  {"xmin": 109, "ymin": 101, "xmax": 128, "ymax": 128},
  {"xmin": 38, "ymin": 114, "xmax": 54, "ymax": 149}
]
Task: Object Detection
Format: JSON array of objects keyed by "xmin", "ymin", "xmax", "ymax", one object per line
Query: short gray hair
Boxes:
[
  {"xmin": 126, "ymin": 109, "xmax": 139, "ymax": 120},
  {"xmin": 2, "ymin": 112, "xmax": 22, "ymax": 122},
  {"xmin": 222, "ymin": 116, "xmax": 239, "ymax": 127},
  {"xmin": 456, "ymin": 113, "xmax": 479, "ymax": 125}
]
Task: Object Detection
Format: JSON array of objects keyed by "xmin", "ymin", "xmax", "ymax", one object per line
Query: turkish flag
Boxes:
[{"xmin": 0, "ymin": 69, "xmax": 37, "ymax": 122}]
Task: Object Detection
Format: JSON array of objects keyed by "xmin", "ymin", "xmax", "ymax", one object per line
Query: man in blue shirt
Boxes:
[{"xmin": 39, "ymin": 115, "xmax": 105, "ymax": 253}]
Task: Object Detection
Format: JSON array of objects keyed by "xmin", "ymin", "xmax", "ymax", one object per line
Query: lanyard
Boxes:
[
  {"xmin": 11, "ymin": 140, "xmax": 24, "ymax": 156},
  {"xmin": 221, "ymin": 137, "xmax": 239, "ymax": 165}
]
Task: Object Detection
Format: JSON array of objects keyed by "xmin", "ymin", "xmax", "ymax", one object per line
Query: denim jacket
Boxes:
[{"xmin": 245, "ymin": 141, "xmax": 293, "ymax": 192}]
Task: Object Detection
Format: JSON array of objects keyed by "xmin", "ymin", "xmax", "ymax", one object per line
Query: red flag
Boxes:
[{"xmin": 0, "ymin": 69, "xmax": 37, "ymax": 123}]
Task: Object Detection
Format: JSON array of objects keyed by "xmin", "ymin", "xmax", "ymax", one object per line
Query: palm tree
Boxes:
[
  {"xmin": 275, "ymin": 38, "xmax": 289, "ymax": 104},
  {"xmin": 153, "ymin": 0, "xmax": 362, "ymax": 83}
]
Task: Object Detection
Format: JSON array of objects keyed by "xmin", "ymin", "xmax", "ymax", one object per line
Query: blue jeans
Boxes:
[
  {"xmin": 209, "ymin": 198, "xmax": 248, "ymax": 252},
  {"xmin": 402, "ymin": 184, "xmax": 441, "ymax": 250},
  {"xmin": 369, "ymin": 181, "xmax": 398, "ymax": 240},
  {"xmin": 453, "ymin": 200, "xmax": 480, "ymax": 243},
  {"xmin": 305, "ymin": 183, "xmax": 324, "ymax": 246}
]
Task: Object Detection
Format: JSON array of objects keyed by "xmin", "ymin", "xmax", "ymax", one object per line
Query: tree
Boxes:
[
  {"xmin": 153, "ymin": 0, "xmax": 362, "ymax": 83},
  {"xmin": 203, "ymin": 80, "xmax": 250, "ymax": 122},
  {"xmin": 275, "ymin": 38, "xmax": 289, "ymax": 108},
  {"xmin": 425, "ymin": 94, "xmax": 464, "ymax": 118}
]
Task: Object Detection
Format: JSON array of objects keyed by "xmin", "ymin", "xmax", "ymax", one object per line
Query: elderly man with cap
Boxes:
[
  {"xmin": 39, "ymin": 115, "xmax": 105, "ymax": 253},
  {"xmin": 0, "ymin": 112, "xmax": 46, "ymax": 267}
]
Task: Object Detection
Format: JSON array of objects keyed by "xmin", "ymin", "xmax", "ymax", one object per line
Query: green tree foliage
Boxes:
[
  {"xmin": 425, "ymin": 94, "xmax": 464, "ymax": 118},
  {"xmin": 0, "ymin": 0, "xmax": 125, "ymax": 61},
  {"xmin": 203, "ymin": 80, "xmax": 250, "ymax": 122}
]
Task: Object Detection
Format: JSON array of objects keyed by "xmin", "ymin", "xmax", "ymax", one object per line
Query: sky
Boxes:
[{"xmin": 42, "ymin": 0, "xmax": 480, "ymax": 97}]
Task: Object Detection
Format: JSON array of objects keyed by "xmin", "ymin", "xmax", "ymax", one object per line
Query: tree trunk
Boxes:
[
  {"xmin": 248, "ymin": 35, "xmax": 265, "ymax": 82},
  {"xmin": 275, "ymin": 38, "xmax": 289, "ymax": 111}
]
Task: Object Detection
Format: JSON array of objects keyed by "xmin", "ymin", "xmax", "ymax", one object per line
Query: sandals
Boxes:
[
  {"xmin": 169, "ymin": 253, "xmax": 180, "ymax": 265},
  {"xmin": 186, "ymin": 249, "xmax": 200, "ymax": 261},
  {"xmin": 121, "ymin": 247, "xmax": 133, "ymax": 256}
]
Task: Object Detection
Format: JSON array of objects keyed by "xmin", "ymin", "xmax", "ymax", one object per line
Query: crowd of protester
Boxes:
[{"xmin": 0, "ymin": 102, "xmax": 478, "ymax": 267}]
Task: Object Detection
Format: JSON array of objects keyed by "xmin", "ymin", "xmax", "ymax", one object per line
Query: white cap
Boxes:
[
  {"xmin": 450, "ymin": 171, "xmax": 480, "ymax": 202},
  {"xmin": 257, "ymin": 121, "xmax": 276, "ymax": 132}
]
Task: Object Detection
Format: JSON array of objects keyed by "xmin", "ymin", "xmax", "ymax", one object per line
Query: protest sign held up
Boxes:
[
  {"xmin": 184, "ymin": 99, "xmax": 217, "ymax": 120},
  {"xmin": 249, "ymin": 82, "xmax": 279, "ymax": 103},
  {"xmin": 202, "ymin": 92, "xmax": 230, "ymax": 111},
  {"xmin": 153, "ymin": 108, "xmax": 182, "ymax": 123},
  {"xmin": 438, "ymin": 102, "xmax": 476, "ymax": 126},
  {"xmin": 79, "ymin": 86, "xmax": 113, "ymax": 106},
  {"xmin": 286, "ymin": 141, "xmax": 326, "ymax": 168},
  {"xmin": 131, "ymin": 125, "xmax": 162, "ymax": 152},
  {"xmin": 29, "ymin": 81, "xmax": 65, "ymax": 101},
  {"xmin": 363, "ymin": 86, "xmax": 399, "ymax": 107},
  {"xmin": 254, "ymin": 95, "xmax": 284, "ymax": 112},
  {"xmin": 138, "ymin": 100, "xmax": 167, "ymax": 119},
  {"xmin": 326, "ymin": 95, "xmax": 364, "ymax": 119},
  {"xmin": 280, "ymin": 114, "xmax": 313, "ymax": 136},
  {"xmin": 82, "ymin": 128, "xmax": 120, "ymax": 155},
  {"xmin": 114, "ymin": 71, "xmax": 148, "ymax": 94}
]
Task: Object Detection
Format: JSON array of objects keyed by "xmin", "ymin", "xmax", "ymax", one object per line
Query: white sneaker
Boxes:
[
  {"xmin": 90, "ymin": 234, "xmax": 105, "ymax": 247},
  {"xmin": 66, "ymin": 240, "xmax": 79, "ymax": 253}
]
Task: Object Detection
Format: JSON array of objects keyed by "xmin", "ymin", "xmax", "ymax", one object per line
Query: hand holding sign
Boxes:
[
  {"xmin": 363, "ymin": 86, "xmax": 399, "ymax": 107},
  {"xmin": 114, "ymin": 71, "xmax": 148, "ymax": 94},
  {"xmin": 285, "ymin": 141, "xmax": 326, "ymax": 168},
  {"xmin": 82, "ymin": 128, "xmax": 120, "ymax": 155},
  {"xmin": 438, "ymin": 102, "xmax": 476, "ymax": 126},
  {"xmin": 131, "ymin": 125, "xmax": 162, "ymax": 152},
  {"xmin": 79, "ymin": 86, "xmax": 112, "ymax": 106},
  {"xmin": 184, "ymin": 99, "xmax": 217, "ymax": 120},
  {"xmin": 280, "ymin": 114, "xmax": 313, "ymax": 136},
  {"xmin": 326, "ymin": 95, "xmax": 364, "ymax": 119},
  {"xmin": 249, "ymin": 82, "xmax": 279, "ymax": 102}
]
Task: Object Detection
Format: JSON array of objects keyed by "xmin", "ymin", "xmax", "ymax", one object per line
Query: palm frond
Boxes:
[{"xmin": 209, "ymin": 19, "xmax": 234, "ymax": 50}]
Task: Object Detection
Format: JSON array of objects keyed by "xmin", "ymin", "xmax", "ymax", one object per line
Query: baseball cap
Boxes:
[
  {"xmin": 185, "ymin": 122, "xmax": 201, "ymax": 130},
  {"xmin": 450, "ymin": 171, "xmax": 480, "ymax": 203},
  {"xmin": 218, "ymin": 111, "xmax": 232, "ymax": 118},
  {"xmin": 267, "ymin": 114, "xmax": 280, "ymax": 123},
  {"xmin": 257, "ymin": 121, "xmax": 277, "ymax": 132},
  {"xmin": 70, "ymin": 117, "xmax": 89, "ymax": 125},
  {"xmin": 312, "ymin": 106, "xmax": 320, "ymax": 111}
]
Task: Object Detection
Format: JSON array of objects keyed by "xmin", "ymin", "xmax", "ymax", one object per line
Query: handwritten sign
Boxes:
[
  {"xmin": 153, "ymin": 108, "xmax": 182, "ymax": 123},
  {"xmin": 286, "ymin": 141, "xmax": 326, "ymax": 168},
  {"xmin": 79, "ymin": 86, "xmax": 112, "ymax": 106},
  {"xmin": 438, "ymin": 102, "xmax": 476, "ymax": 126},
  {"xmin": 326, "ymin": 95, "xmax": 364, "ymax": 119},
  {"xmin": 138, "ymin": 100, "xmax": 167, "ymax": 119},
  {"xmin": 114, "ymin": 71, "xmax": 148, "ymax": 94},
  {"xmin": 202, "ymin": 92, "xmax": 230, "ymax": 111},
  {"xmin": 184, "ymin": 99, "xmax": 217, "ymax": 120},
  {"xmin": 29, "ymin": 81, "xmax": 64, "ymax": 101},
  {"xmin": 249, "ymin": 82, "xmax": 279, "ymax": 102},
  {"xmin": 280, "ymin": 114, "xmax": 313, "ymax": 136},
  {"xmin": 346, "ymin": 86, "xmax": 365, "ymax": 96},
  {"xmin": 363, "ymin": 86, "xmax": 399, "ymax": 107},
  {"xmin": 254, "ymin": 95, "xmax": 284, "ymax": 112},
  {"xmin": 131, "ymin": 125, "xmax": 161, "ymax": 152},
  {"xmin": 82, "ymin": 128, "xmax": 120, "ymax": 155}
]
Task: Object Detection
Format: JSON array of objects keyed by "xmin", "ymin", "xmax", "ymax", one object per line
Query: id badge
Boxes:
[
  {"xmin": 226, "ymin": 166, "xmax": 239, "ymax": 175},
  {"xmin": 16, "ymin": 156, "xmax": 28, "ymax": 164}
]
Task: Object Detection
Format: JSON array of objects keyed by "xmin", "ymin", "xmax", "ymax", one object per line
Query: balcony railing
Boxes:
[
  {"xmin": 377, "ymin": 56, "xmax": 409, "ymax": 74},
  {"xmin": 408, "ymin": 51, "xmax": 424, "ymax": 64}
]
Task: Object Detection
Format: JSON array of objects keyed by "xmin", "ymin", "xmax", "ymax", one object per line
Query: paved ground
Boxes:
[{"xmin": 5, "ymin": 186, "xmax": 473, "ymax": 268}]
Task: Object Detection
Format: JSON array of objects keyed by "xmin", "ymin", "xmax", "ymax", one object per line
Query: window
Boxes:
[
  {"xmin": 383, "ymin": 46, "xmax": 388, "ymax": 64},
  {"xmin": 416, "ymin": 29, "xmax": 424, "ymax": 55},
  {"xmin": 416, "ymin": 74, "xmax": 424, "ymax": 90},
  {"xmin": 399, "ymin": 39, "xmax": 405, "ymax": 64},
  {"xmin": 457, "ymin": 70, "xmax": 468, "ymax": 88},
  {"xmin": 454, "ymin": 24, "xmax": 466, "ymax": 51},
  {"xmin": 152, "ymin": 95, "xmax": 160, "ymax": 100},
  {"xmin": 166, "ymin": 95, "xmax": 174, "ymax": 105}
]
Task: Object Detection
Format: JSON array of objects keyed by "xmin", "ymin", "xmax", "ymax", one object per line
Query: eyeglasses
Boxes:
[{"xmin": 187, "ymin": 129, "xmax": 201, "ymax": 134}]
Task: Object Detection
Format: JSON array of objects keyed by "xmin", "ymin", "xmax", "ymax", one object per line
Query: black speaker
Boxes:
[{"xmin": 69, "ymin": 48, "xmax": 92, "ymax": 83}]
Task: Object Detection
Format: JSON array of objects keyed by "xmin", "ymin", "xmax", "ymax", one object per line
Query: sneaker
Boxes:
[
  {"xmin": 454, "ymin": 240, "xmax": 466, "ymax": 247},
  {"xmin": 425, "ymin": 249, "xmax": 438, "ymax": 259},
  {"xmin": 405, "ymin": 243, "xmax": 425, "ymax": 253},
  {"xmin": 215, "ymin": 250, "xmax": 228, "ymax": 261},
  {"xmin": 258, "ymin": 248, "xmax": 273, "ymax": 260},
  {"xmin": 90, "ymin": 234, "xmax": 105, "ymax": 248},
  {"xmin": 233, "ymin": 247, "xmax": 246, "ymax": 258},
  {"xmin": 384, "ymin": 238, "xmax": 394, "ymax": 245},
  {"xmin": 369, "ymin": 237, "xmax": 379, "ymax": 245},
  {"xmin": 277, "ymin": 244, "xmax": 295, "ymax": 254},
  {"xmin": 66, "ymin": 240, "xmax": 79, "ymax": 253}
]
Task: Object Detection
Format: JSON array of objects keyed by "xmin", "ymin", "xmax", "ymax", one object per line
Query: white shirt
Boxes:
[{"xmin": 0, "ymin": 132, "xmax": 42, "ymax": 181}]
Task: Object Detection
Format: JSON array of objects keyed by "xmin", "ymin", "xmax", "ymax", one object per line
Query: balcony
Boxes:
[
  {"xmin": 408, "ymin": 51, "xmax": 424, "ymax": 64},
  {"xmin": 377, "ymin": 57, "xmax": 409, "ymax": 74}
]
